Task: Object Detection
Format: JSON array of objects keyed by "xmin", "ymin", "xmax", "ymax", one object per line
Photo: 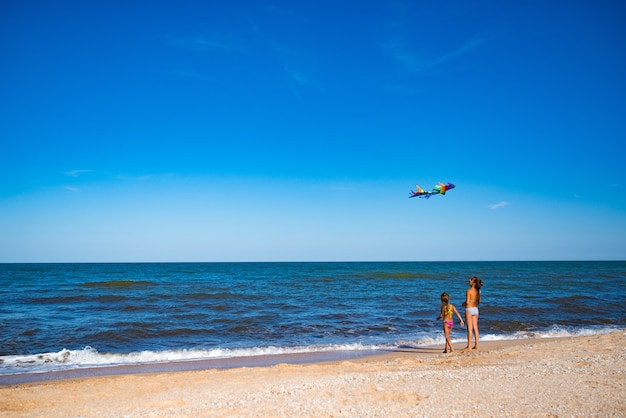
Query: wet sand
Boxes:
[{"xmin": 1, "ymin": 332, "xmax": 624, "ymax": 417}]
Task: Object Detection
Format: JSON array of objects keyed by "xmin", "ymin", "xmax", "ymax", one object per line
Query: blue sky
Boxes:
[{"xmin": 1, "ymin": 0, "xmax": 625, "ymax": 262}]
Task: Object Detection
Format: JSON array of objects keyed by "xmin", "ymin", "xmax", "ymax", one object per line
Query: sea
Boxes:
[{"xmin": 1, "ymin": 261, "xmax": 625, "ymax": 383}]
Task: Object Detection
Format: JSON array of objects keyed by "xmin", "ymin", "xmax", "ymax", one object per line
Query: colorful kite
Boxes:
[{"xmin": 409, "ymin": 182, "xmax": 456, "ymax": 199}]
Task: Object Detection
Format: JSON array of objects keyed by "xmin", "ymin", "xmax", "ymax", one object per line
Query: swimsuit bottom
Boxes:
[
  {"xmin": 466, "ymin": 307, "xmax": 479, "ymax": 316},
  {"xmin": 444, "ymin": 321, "xmax": 454, "ymax": 328}
]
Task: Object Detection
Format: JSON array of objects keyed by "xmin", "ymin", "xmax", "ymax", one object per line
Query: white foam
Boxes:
[
  {"xmin": 1, "ymin": 326, "xmax": 622, "ymax": 376},
  {"xmin": 0, "ymin": 343, "xmax": 377, "ymax": 375},
  {"xmin": 468, "ymin": 325, "xmax": 622, "ymax": 343},
  {"xmin": 399, "ymin": 325, "xmax": 623, "ymax": 347}
]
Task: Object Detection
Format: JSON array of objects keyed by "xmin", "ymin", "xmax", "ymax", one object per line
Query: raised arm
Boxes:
[{"xmin": 453, "ymin": 305, "xmax": 465, "ymax": 325}]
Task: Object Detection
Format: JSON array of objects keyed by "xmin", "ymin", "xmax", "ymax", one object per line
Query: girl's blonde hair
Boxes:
[{"xmin": 440, "ymin": 292, "xmax": 450, "ymax": 317}]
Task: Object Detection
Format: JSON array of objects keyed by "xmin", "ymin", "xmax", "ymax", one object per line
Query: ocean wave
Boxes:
[
  {"xmin": 493, "ymin": 325, "xmax": 623, "ymax": 340},
  {"xmin": 82, "ymin": 280, "xmax": 157, "ymax": 288},
  {"xmin": 1, "ymin": 326, "xmax": 622, "ymax": 377},
  {"xmin": 0, "ymin": 343, "xmax": 376, "ymax": 376}
]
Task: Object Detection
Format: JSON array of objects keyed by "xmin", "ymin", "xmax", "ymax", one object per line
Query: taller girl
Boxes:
[{"xmin": 463, "ymin": 276, "xmax": 483, "ymax": 351}]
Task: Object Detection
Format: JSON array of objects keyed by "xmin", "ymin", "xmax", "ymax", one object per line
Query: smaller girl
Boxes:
[{"xmin": 436, "ymin": 292, "xmax": 465, "ymax": 353}]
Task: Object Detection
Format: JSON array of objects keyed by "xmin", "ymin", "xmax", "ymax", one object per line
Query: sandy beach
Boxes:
[{"xmin": 1, "ymin": 331, "xmax": 624, "ymax": 417}]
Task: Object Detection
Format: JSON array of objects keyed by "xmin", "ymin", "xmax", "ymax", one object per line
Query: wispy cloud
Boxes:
[
  {"xmin": 265, "ymin": 5, "xmax": 296, "ymax": 17},
  {"xmin": 430, "ymin": 38, "xmax": 484, "ymax": 67},
  {"xmin": 381, "ymin": 2, "xmax": 484, "ymax": 74},
  {"xmin": 165, "ymin": 69, "xmax": 215, "ymax": 82},
  {"xmin": 488, "ymin": 201, "xmax": 510, "ymax": 210},
  {"xmin": 65, "ymin": 170, "xmax": 91, "ymax": 177},
  {"xmin": 64, "ymin": 186, "xmax": 80, "ymax": 193},
  {"xmin": 166, "ymin": 37, "xmax": 237, "ymax": 52},
  {"xmin": 115, "ymin": 174, "xmax": 154, "ymax": 182},
  {"xmin": 327, "ymin": 182, "xmax": 357, "ymax": 191},
  {"xmin": 284, "ymin": 65, "xmax": 312, "ymax": 86},
  {"xmin": 380, "ymin": 37, "xmax": 424, "ymax": 73},
  {"xmin": 251, "ymin": 15, "xmax": 318, "ymax": 91},
  {"xmin": 383, "ymin": 36, "xmax": 483, "ymax": 74}
]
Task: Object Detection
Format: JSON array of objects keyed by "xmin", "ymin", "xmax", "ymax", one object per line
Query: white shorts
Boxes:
[{"xmin": 466, "ymin": 307, "xmax": 479, "ymax": 316}]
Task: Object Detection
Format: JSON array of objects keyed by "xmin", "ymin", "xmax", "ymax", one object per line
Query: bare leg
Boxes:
[
  {"xmin": 472, "ymin": 315, "xmax": 480, "ymax": 350},
  {"xmin": 464, "ymin": 310, "xmax": 473, "ymax": 351},
  {"xmin": 444, "ymin": 325, "xmax": 453, "ymax": 353}
]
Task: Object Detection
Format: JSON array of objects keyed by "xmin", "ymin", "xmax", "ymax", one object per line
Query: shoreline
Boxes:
[
  {"xmin": 0, "ymin": 349, "xmax": 386, "ymax": 386},
  {"xmin": 2, "ymin": 332, "xmax": 624, "ymax": 416},
  {"xmin": 0, "ymin": 336, "xmax": 564, "ymax": 386}
]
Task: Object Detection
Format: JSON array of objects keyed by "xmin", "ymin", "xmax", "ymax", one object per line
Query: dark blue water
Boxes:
[{"xmin": 1, "ymin": 261, "xmax": 624, "ymax": 375}]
